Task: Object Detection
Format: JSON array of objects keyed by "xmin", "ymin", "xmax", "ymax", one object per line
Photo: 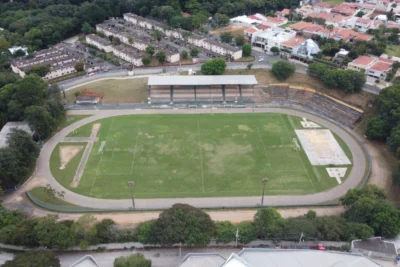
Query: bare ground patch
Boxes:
[
  {"xmin": 211, "ymin": 25, "xmax": 248, "ymax": 36},
  {"xmin": 60, "ymin": 146, "xmax": 84, "ymax": 170}
]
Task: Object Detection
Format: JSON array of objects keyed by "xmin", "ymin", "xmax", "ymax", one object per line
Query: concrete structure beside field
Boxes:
[{"xmin": 147, "ymin": 75, "xmax": 258, "ymax": 103}]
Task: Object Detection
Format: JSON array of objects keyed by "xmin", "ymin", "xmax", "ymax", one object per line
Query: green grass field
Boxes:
[
  {"xmin": 52, "ymin": 113, "xmax": 353, "ymax": 199},
  {"xmin": 385, "ymin": 45, "xmax": 400, "ymax": 57}
]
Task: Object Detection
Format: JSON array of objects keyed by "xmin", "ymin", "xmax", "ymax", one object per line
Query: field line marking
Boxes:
[
  {"xmin": 90, "ymin": 117, "xmax": 115, "ymax": 194},
  {"xmin": 279, "ymin": 115, "xmax": 316, "ymax": 191},
  {"xmin": 197, "ymin": 120, "xmax": 205, "ymax": 193},
  {"xmin": 255, "ymin": 126, "xmax": 273, "ymax": 171},
  {"xmin": 111, "ymin": 139, "xmax": 117, "ymax": 159},
  {"xmin": 130, "ymin": 128, "xmax": 141, "ymax": 174}
]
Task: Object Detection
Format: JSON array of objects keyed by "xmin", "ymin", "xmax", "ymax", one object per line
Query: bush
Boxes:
[
  {"xmin": 271, "ymin": 61, "xmax": 296, "ymax": 80},
  {"xmin": 242, "ymin": 44, "xmax": 252, "ymax": 57},
  {"xmin": 201, "ymin": 58, "xmax": 226, "ymax": 75}
]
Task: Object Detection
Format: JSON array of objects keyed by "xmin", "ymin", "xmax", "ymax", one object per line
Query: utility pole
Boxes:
[
  {"xmin": 235, "ymin": 228, "xmax": 240, "ymax": 247},
  {"xmin": 128, "ymin": 181, "xmax": 135, "ymax": 209},
  {"xmin": 261, "ymin": 178, "xmax": 268, "ymax": 206},
  {"xmin": 299, "ymin": 232, "xmax": 304, "ymax": 244}
]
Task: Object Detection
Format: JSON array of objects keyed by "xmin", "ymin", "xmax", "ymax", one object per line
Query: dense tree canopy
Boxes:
[
  {"xmin": 271, "ymin": 61, "xmax": 295, "ymax": 81},
  {"xmin": 3, "ymin": 251, "xmax": 60, "ymax": 267},
  {"xmin": 114, "ymin": 253, "xmax": 151, "ymax": 267},
  {"xmin": 201, "ymin": 58, "xmax": 226, "ymax": 75},
  {"xmin": 151, "ymin": 203, "xmax": 215, "ymax": 246}
]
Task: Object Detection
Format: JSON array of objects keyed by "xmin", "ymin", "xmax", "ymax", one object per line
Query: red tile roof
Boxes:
[
  {"xmin": 314, "ymin": 2, "xmax": 335, "ymax": 8},
  {"xmin": 304, "ymin": 24, "xmax": 324, "ymax": 32},
  {"xmin": 356, "ymin": 18, "xmax": 371, "ymax": 24},
  {"xmin": 183, "ymin": 12, "xmax": 191, "ymax": 18},
  {"xmin": 378, "ymin": 57, "xmax": 395, "ymax": 64},
  {"xmin": 257, "ymin": 24, "xmax": 271, "ymax": 30},
  {"xmin": 282, "ymin": 8, "xmax": 290, "ymax": 15},
  {"xmin": 289, "ymin": 21, "xmax": 312, "ymax": 31},
  {"xmin": 248, "ymin": 15, "xmax": 259, "ymax": 20},
  {"xmin": 354, "ymin": 32, "xmax": 373, "ymax": 41},
  {"xmin": 352, "ymin": 55, "xmax": 375, "ymax": 66},
  {"xmin": 369, "ymin": 61, "xmax": 392, "ymax": 72},
  {"xmin": 245, "ymin": 27, "xmax": 258, "ymax": 33},
  {"xmin": 281, "ymin": 37, "xmax": 305, "ymax": 48}
]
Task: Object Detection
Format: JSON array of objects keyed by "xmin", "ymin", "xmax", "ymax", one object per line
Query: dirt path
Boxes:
[{"xmin": 28, "ymin": 206, "xmax": 345, "ymax": 226}]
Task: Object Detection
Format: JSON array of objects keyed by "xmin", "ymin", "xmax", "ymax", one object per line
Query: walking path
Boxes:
[{"xmin": 3, "ymin": 107, "xmax": 369, "ymax": 210}]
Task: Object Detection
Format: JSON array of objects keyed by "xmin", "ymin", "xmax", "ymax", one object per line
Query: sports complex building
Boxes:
[{"xmin": 147, "ymin": 75, "xmax": 258, "ymax": 103}]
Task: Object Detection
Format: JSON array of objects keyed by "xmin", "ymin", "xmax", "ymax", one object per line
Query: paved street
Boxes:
[{"xmin": 3, "ymin": 107, "xmax": 368, "ymax": 211}]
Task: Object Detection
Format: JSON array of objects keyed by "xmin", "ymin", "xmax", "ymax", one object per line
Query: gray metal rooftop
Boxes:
[
  {"xmin": 148, "ymin": 75, "xmax": 258, "ymax": 86},
  {"xmin": 0, "ymin": 121, "xmax": 32, "ymax": 148},
  {"xmin": 353, "ymin": 238, "xmax": 397, "ymax": 255},
  {"xmin": 179, "ymin": 253, "xmax": 226, "ymax": 267}
]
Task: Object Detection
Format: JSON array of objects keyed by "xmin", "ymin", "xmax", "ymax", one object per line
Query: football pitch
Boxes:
[{"xmin": 52, "ymin": 113, "xmax": 353, "ymax": 199}]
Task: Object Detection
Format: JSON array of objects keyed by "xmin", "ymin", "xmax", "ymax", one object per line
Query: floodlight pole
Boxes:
[
  {"xmin": 261, "ymin": 178, "xmax": 268, "ymax": 206},
  {"xmin": 128, "ymin": 181, "xmax": 135, "ymax": 209}
]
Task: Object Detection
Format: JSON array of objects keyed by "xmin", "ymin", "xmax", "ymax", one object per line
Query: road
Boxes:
[{"xmin": 3, "ymin": 107, "xmax": 368, "ymax": 211}]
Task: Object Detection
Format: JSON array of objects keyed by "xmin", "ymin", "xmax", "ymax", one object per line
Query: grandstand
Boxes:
[
  {"xmin": 260, "ymin": 84, "xmax": 363, "ymax": 126},
  {"xmin": 147, "ymin": 76, "xmax": 258, "ymax": 103}
]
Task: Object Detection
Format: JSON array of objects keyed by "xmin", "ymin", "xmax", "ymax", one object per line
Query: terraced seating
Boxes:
[{"xmin": 261, "ymin": 86, "xmax": 363, "ymax": 126}]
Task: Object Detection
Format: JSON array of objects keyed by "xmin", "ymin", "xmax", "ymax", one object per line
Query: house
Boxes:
[
  {"xmin": 251, "ymin": 27, "xmax": 297, "ymax": 51},
  {"xmin": 230, "ymin": 15, "xmax": 261, "ymax": 27},
  {"xmin": 244, "ymin": 27, "xmax": 259, "ymax": 39},
  {"xmin": 296, "ymin": 5, "xmax": 315, "ymax": 17},
  {"xmin": 203, "ymin": 39, "xmax": 242, "ymax": 59},
  {"xmin": 313, "ymin": 2, "xmax": 335, "ymax": 13},
  {"xmin": 178, "ymin": 249, "xmax": 382, "ymax": 267},
  {"xmin": 351, "ymin": 237, "xmax": 398, "ymax": 260},
  {"xmin": 187, "ymin": 34, "xmax": 206, "ymax": 47},
  {"xmin": 280, "ymin": 37, "xmax": 305, "ymax": 56},
  {"xmin": 367, "ymin": 57, "xmax": 395, "ymax": 80},
  {"xmin": 10, "ymin": 47, "xmax": 83, "ymax": 81},
  {"xmin": 333, "ymin": 48, "xmax": 349, "ymax": 64},
  {"xmin": 347, "ymin": 55, "xmax": 376, "ymax": 72},
  {"xmin": 112, "ymin": 44, "xmax": 146, "ymax": 66},
  {"xmin": 288, "ymin": 21, "xmax": 313, "ymax": 31},
  {"xmin": 85, "ymin": 34, "xmax": 113, "ymax": 53},
  {"xmin": 154, "ymin": 44, "xmax": 181, "ymax": 63},
  {"xmin": 275, "ymin": 8, "xmax": 291, "ymax": 17},
  {"xmin": 331, "ymin": 3, "xmax": 360, "ymax": 16},
  {"xmin": 8, "ymin": 46, "xmax": 28, "ymax": 56},
  {"xmin": 0, "ymin": 122, "xmax": 32, "ymax": 148},
  {"xmin": 261, "ymin": 16, "xmax": 288, "ymax": 27},
  {"xmin": 291, "ymin": 38, "xmax": 320, "ymax": 60},
  {"xmin": 123, "ymin": 13, "xmax": 141, "ymax": 25}
]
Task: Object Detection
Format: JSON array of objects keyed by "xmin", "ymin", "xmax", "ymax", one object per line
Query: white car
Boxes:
[{"xmin": 258, "ymin": 58, "xmax": 265, "ymax": 62}]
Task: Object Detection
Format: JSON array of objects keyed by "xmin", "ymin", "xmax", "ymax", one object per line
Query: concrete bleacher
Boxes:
[{"xmin": 261, "ymin": 84, "xmax": 363, "ymax": 126}]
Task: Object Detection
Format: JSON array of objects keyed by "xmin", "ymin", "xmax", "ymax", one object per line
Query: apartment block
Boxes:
[{"xmin": 86, "ymin": 34, "xmax": 113, "ymax": 53}]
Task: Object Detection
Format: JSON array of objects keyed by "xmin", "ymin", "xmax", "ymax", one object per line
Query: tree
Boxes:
[
  {"xmin": 355, "ymin": 11, "xmax": 365, "ymax": 17},
  {"xmin": 340, "ymin": 185, "xmax": 386, "ymax": 207},
  {"xmin": 145, "ymin": 46, "xmax": 155, "ymax": 56},
  {"xmin": 74, "ymin": 61, "xmax": 85, "ymax": 72},
  {"xmin": 215, "ymin": 221, "xmax": 235, "ymax": 243},
  {"xmin": 247, "ymin": 63, "xmax": 253, "ymax": 70},
  {"xmin": 142, "ymin": 56, "xmax": 151, "ymax": 65},
  {"xmin": 283, "ymin": 218, "xmax": 318, "ymax": 241},
  {"xmin": 0, "ymin": 37, "xmax": 10, "ymax": 53},
  {"xmin": 270, "ymin": 46, "xmax": 280, "ymax": 55},
  {"xmin": 190, "ymin": 47, "xmax": 200, "ymax": 57},
  {"xmin": 242, "ymin": 44, "xmax": 252, "ymax": 57},
  {"xmin": 7, "ymin": 128, "xmax": 40, "ymax": 170},
  {"xmin": 135, "ymin": 220, "xmax": 156, "ymax": 244},
  {"xmin": 220, "ymin": 32, "xmax": 233, "ymax": 43},
  {"xmin": 114, "ymin": 253, "xmax": 151, "ymax": 267},
  {"xmin": 214, "ymin": 13, "xmax": 230, "ymax": 26},
  {"xmin": 26, "ymin": 65, "xmax": 51, "ymax": 77},
  {"xmin": 8, "ymin": 74, "xmax": 46, "ymax": 121},
  {"xmin": 25, "ymin": 105, "xmax": 57, "ymax": 140},
  {"xmin": 155, "ymin": 51, "xmax": 166, "ymax": 64},
  {"xmin": 201, "ymin": 58, "xmax": 226, "ymax": 75},
  {"xmin": 33, "ymin": 215, "xmax": 73, "ymax": 248},
  {"xmin": 341, "ymin": 222, "xmax": 374, "ymax": 241},
  {"xmin": 151, "ymin": 204, "xmax": 215, "ymax": 246},
  {"xmin": 3, "ymin": 251, "xmax": 60, "ymax": 267},
  {"xmin": 71, "ymin": 214, "xmax": 98, "ymax": 248},
  {"xmin": 253, "ymin": 208, "xmax": 285, "ymax": 239},
  {"xmin": 152, "ymin": 30, "xmax": 163, "ymax": 42},
  {"xmin": 181, "ymin": 50, "xmax": 188, "ymax": 59},
  {"xmin": 95, "ymin": 219, "xmax": 115, "ymax": 244},
  {"xmin": 237, "ymin": 222, "xmax": 256, "ymax": 244},
  {"xmin": 365, "ymin": 117, "xmax": 390, "ymax": 140},
  {"xmin": 81, "ymin": 21, "xmax": 94, "ymax": 34},
  {"xmin": 271, "ymin": 61, "xmax": 296, "ymax": 80},
  {"xmin": 235, "ymin": 35, "xmax": 245, "ymax": 46}
]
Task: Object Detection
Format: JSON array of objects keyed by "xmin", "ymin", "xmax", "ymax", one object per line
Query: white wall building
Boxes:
[
  {"xmin": 86, "ymin": 34, "xmax": 113, "ymax": 53},
  {"xmin": 251, "ymin": 27, "xmax": 296, "ymax": 51},
  {"xmin": 112, "ymin": 45, "xmax": 145, "ymax": 66}
]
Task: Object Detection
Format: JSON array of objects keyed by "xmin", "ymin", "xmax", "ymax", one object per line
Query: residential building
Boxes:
[
  {"xmin": 154, "ymin": 43, "xmax": 181, "ymax": 63},
  {"xmin": 292, "ymin": 38, "xmax": 320, "ymax": 60},
  {"xmin": 85, "ymin": 34, "xmax": 113, "ymax": 53},
  {"xmin": 8, "ymin": 46, "xmax": 28, "ymax": 56},
  {"xmin": 296, "ymin": 5, "xmax": 315, "ymax": 17},
  {"xmin": 10, "ymin": 47, "xmax": 83, "ymax": 80},
  {"xmin": 289, "ymin": 21, "xmax": 313, "ymax": 32},
  {"xmin": 275, "ymin": 8, "xmax": 291, "ymax": 17},
  {"xmin": 313, "ymin": 2, "xmax": 335, "ymax": 13},
  {"xmin": 230, "ymin": 15, "xmax": 261, "ymax": 27},
  {"xmin": 331, "ymin": 3, "xmax": 360, "ymax": 16},
  {"xmin": 187, "ymin": 34, "xmax": 206, "ymax": 47},
  {"xmin": 251, "ymin": 27, "xmax": 297, "ymax": 51},
  {"xmin": 280, "ymin": 37, "xmax": 305, "ymax": 56},
  {"xmin": 367, "ymin": 57, "xmax": 395, "ymax": 80},
  {"xmin": 351, "ymin": 237, "xmax": 397, "ymax": 260},
  {"xmin": 262, "ymin": 16, "xmax": 288, "ymax": 27},
  {"xmin": 333, "ymin": 48, "xmax": 349, "ymax": 64},
  {"xmin": 347, "ymin": 55, "xmax": 376, "ymax": 72},
  {"xmin": 112, "ymin": 44, "xmax": 146, "ymax": 66},
  {"xmin": 244, "ymin": 27, "xmax": 259, "ymax": 39},
  {"xmin": 203, "ymin": 39, "xmax": 242, "ymax": 59},
  {"xmin": 178, "ymin": 249, "xmax": 382, "ymax": 267}
]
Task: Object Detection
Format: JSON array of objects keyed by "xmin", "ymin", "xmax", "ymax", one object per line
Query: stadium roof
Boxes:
[{"xmin": 147, "ymin": 76, "xmax": 258, "ymax": 86}]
